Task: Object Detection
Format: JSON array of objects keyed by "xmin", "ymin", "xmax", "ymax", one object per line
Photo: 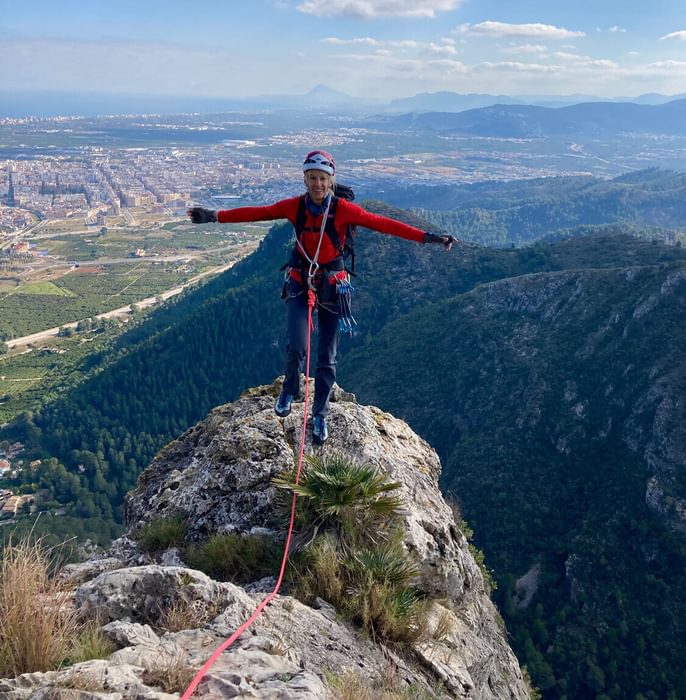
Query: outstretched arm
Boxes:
[
  {"xmin": 338, "ymin": 200, "xmax": 459, "ymax": 250},
  {"xmin": 188, "ymin": 198, "xmax": 299, "ymax": 225}
]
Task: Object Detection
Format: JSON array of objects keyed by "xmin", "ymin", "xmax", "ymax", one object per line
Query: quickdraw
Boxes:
[{"xmin": 333, "ymin": 274, "xmax": 357, "ymax": 334}]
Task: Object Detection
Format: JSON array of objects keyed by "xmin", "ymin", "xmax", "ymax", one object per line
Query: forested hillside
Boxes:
[
  {"xmin": 380, "ymin": 168, "xmax": 686, "ymax": 246},
  {"xmin": 339, "ymin": 256, "xmax": 686, "ymax": 699},
  {"xmin": 6, "ymin": 194, "xmax": 681, "ymax": 533}
]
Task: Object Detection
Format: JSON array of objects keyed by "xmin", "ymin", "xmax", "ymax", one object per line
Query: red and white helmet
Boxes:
[{"xmin": 303, "ymin": 150, "xmax": 335, "ymax": 176}]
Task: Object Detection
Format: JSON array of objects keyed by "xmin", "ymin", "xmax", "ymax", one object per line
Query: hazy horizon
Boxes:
[{"xmin": 2, "ymin": 0, "xmax": 686, "ymax": 106}]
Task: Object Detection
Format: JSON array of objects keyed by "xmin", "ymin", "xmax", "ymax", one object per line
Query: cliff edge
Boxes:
[{"xmin": 0, "ymin": 381, "xmax": 529, "ymax": 699}]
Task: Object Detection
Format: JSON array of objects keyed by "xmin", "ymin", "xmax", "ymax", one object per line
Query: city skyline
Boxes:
[{"xmin": 1, "ymin": 0, "xmax": 686, "ymax": 104}]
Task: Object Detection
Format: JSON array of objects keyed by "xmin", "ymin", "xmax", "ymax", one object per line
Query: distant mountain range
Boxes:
[
  {"xmin": 369, "ymin": 98, "xmax": 686, "ymax": 138},
  {"xmin": 3, "ymin": 85, "xmax": 686, "ymax": 118},
  {"xmin": 386, "ymin": 90, "xmax": 686, "ymax": 111}
]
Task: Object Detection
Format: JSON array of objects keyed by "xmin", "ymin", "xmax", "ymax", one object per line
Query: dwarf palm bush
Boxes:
[
  {"xmin": 273, "ymin": 451, "xmax": 404, "ymax": 549},
  {"xmin": 274, "ymin": 452, "xmax": 427, "ymax": 643},
  {"xmin": 344, "ymin": 544, "xmax": 427, "ymax": 643},
  {"xmin": 350, "ymin": 546, "xmax": 420, "ymax": 587}
]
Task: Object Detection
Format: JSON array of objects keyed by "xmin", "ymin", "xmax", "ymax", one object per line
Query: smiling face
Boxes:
[{"xmin": 304, "ymin": 170, "xmax": 333, "ymax": 205}]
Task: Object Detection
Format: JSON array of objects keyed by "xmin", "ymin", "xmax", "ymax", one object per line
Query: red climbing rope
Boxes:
[{"xmin": 181, "ymin": 288, "xmax": 318, "ymax": 699}]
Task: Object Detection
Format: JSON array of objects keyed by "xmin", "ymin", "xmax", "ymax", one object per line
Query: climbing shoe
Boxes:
[
  {"xmin": 312, "ymin": 415, "xmax": 328, "ymax": 445},
  {"xmin": 274, "ymin": 392, "xmax": 293, "ymax": 417}
]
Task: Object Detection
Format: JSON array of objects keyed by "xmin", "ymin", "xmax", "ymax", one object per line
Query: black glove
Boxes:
[
  {"xmin": 188, "ymin": 207, "xmax": 218, "ymax": 224},
  {"xmin": 424, "ymin": 232, "xmax": 457, "ymax": 251}
]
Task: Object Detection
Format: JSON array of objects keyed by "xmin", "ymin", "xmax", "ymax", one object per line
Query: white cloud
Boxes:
[
  {"xmin": 580, "ymin": 59, "xmax": 620, "ymax": 70},
  {"xmin": 596, "ymin": 25, "xmax": 626, "ymax": 33},
  {"xmin": 322, "ymin": 36, "xmax": 380, "ymax": 46},
  {"xmin": 297, "ymin": 0, "xmax": 463, "ymax": 19},
  {"xmin": 552, "ymin": 51, "xmax": 591, "ymax": 61},
  {"xmin": 426, "ymin": 59, "xmax": 467, "ymax": 73},
  {"xmin": 501, "ymin": 44, "xmax": 548, "ymax": 55},
  {"xmin": 327, "ymin": 50, "xmax": 468, "ymax": 83},
  {"xmin": 456, "ymin": 21, "xmax": 585, "ymax": 39},
  {"xmin": 659, "ymin": 30, "xmax": 686, "ymax": 41},
  {"xmin": 321, "ymin": 37, "xmax": 418, "ymax": 48},
  {"xmin": 428, "ymin": 41, "xmax": 458, "ymax": 55},
  {"xmin": 474, "ymin": 61, "xmax": 561, "ymax": 74},
  {"xmin": 641, "ymin": 59, "xmax": 686, "ymax": 72}
]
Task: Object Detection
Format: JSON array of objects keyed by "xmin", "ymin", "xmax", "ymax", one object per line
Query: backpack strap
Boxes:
[{"xmin": 323, "ymin": 196, "xmax": 344, "ymax": 257}]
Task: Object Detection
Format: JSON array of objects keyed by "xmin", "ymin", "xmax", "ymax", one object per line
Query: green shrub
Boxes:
[
  {"xmin": 184, "ymin": 533, "xmax": 282, "ymax": 583},
  {"xmin": 137, "ymin": 515, "xmax": 187, "ymax": 552},
  {"xmin": 276, "ymin": 452, "xmax": 427, "ymax": 644}
]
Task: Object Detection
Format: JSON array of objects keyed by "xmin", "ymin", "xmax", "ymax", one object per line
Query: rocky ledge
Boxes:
[{"xmin": 0, "ymin": 381, "xmax": 529, "ymax": 699}]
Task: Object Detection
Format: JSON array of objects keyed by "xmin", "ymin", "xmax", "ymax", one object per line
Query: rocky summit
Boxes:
[{"xmin": 0, "ymin": 381, "xmax": 529, "ymax": 699}]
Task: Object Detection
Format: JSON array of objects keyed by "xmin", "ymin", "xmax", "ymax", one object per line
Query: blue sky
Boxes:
[{"xmin": 1, "ymin": 0, "xmax": 686, "ymax": 100}]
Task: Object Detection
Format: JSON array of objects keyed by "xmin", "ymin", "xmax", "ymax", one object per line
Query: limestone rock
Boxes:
[{"xmin": 0, "ymin": 381, "xmax": 529, "ymax": 699}]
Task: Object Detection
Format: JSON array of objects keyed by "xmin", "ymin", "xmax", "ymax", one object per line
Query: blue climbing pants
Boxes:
[{"xmin": 281, "ymin": 278, "xmax": 339, "ymax": 417}]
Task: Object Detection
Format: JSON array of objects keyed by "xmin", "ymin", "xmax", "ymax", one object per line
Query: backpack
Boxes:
[{"xmin": 294, "ymin": 183, "xmax": 357, "ymax": 272}]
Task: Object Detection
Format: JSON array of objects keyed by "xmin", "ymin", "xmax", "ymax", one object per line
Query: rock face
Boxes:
[{"xmin": 1, "ymin": 381, "xmax": 529, "ymax": 699}]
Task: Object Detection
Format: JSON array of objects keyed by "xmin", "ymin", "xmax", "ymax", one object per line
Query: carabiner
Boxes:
[{"xmin": 307, "ymin": 260, "xmax": 320, "ymax": 289}]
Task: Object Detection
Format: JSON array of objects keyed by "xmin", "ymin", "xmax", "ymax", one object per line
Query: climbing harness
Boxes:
[{"xmin": 293, "ymin": 187, "xmax": 357, "ymax": 274}]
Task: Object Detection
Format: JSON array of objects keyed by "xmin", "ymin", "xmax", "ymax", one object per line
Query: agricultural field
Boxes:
[
  {"xmin": 0, "ymin": 324, "xmax": 120, "ymax": 424},
  {"xmin": 0, "ymin": 215, "xmax": 269, "ymax": 423},
  {"xmin": 1, "ymin": 219, "xmax": 268, "ymax": 339}
]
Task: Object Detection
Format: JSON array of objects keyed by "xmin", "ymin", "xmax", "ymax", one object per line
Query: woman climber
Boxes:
[{"xmin": 188, "ymin": 149, "xmax": 456, "ymax": 444}]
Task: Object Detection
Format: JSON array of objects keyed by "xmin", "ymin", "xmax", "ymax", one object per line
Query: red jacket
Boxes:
[{"xmin": 217, "ymin": 195, "xmax": 425, "ymax": 266}]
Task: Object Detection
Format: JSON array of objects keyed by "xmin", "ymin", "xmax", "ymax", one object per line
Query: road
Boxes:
[{"xmin": 4, "ymin": 259, "xmax": 238, "ymax": 351}]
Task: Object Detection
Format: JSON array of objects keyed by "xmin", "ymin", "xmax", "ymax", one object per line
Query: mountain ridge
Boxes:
[
  {"xmin": 374, "ymin": 99, "xmax": 686, "ymax": 137},
  {"xmin": 339, "ymin": 259, "xmax": 686, "ymax": 697},
  {"xmin": 3, "ymin": 86, "xmax": 686, "ymax": 119}
]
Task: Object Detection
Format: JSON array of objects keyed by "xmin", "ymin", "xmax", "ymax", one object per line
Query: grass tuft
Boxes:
[
  {"xmin": 0, "ymin": 534, "xmax": 113, "ymax": 676},
  {"xmin": 141, "ymin": 649, "xmax": 196, "ymax": 694}
]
